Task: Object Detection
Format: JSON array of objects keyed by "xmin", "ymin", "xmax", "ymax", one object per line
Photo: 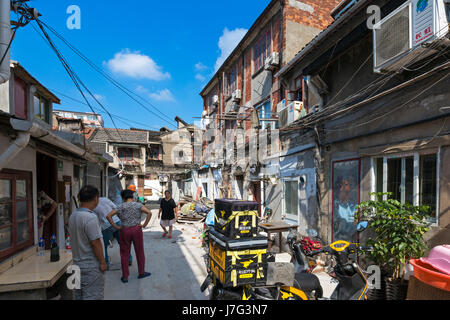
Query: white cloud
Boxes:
[
  {"xmin": 106, "ymin": 49, "xmax": 170, "ymax": 81},
  {"xmin": 136, "ymin": 86, "xmax": 175, "ymax": 102},
  {"xmin": 195, "ymin": 74, "xmax": 206, "ymax": 82},
  {"xmin": 215, "ymin": 27, "xmax": 248, "ymax": 71},
  {"xmin": 149, "ymin": 89, "xmax": 175, "ymax": 102},
  {"xmin": 195, "ymin": 62, "xmax": 208, "ymax": 71}
]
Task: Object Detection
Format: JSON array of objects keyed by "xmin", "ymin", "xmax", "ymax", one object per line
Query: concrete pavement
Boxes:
[
  {"xmin": 104, "ymin": 210, "xmax": 209, "ymax": 300},
  {"xmin": 103, "ymin": 208, "xmax": 337, "ymax": 300}
]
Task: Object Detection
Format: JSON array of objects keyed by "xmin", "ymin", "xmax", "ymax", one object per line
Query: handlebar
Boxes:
[{"xmin": 308, "ymin": 244, "xmax": 373, "ymax": 257}]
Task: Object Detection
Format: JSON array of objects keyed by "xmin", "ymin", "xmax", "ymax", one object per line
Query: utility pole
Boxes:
[
  {"xmin": 0, "ymin": 0, "xmax": 40, "ymax": 84},
  {"xmin": 0, "ymin": 0, "xmax": 11, "ymax": 84}
]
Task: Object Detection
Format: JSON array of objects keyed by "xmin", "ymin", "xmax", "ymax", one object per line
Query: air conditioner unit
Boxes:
[
  {"xmin": 373, "ymin": 0, "xmax": 450, "ymax": 73},
  {"xmin": 232, "ymin": 89, "xmax": 242, "ymax": 102},
  {"xmin": 265, "ymin": 52, "xmax": 280, "ymax": 70},
  {"xmin": 276, "ymin": 99, "xmax": 286, "ymax": 113},
  {"xmin": 212, "ymin": 95, "xmax": 219, "ymax": 106},
  {"xmin": 277, "ymin": 101, "xmax": 307, "ymax": 128}
]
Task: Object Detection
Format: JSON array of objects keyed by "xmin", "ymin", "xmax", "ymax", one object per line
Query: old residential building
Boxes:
[
  {"xmin": 0, "ymin": 61, "xmax": 104, "ymax": 298},
  {"xmin": 199, "ymin": 0, "xmax": 341, "ymax": 213},
  {"xmin": 275, "ymin": 0, "xmax": 450, "ymax": 247},
  {"xmin": 89, "ymin": 116, "xmax": 198, "ymax": 204}
]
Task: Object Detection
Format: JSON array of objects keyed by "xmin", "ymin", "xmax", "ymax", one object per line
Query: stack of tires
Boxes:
[{"xmin": 208, "ymin": 199, "xmax": 269, "ymax": 288}]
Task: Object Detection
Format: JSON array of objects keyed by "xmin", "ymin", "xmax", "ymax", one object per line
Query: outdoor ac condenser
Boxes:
[{"xmin": 373, "ymin": 0, "xmax": 450, "ymax": 73}]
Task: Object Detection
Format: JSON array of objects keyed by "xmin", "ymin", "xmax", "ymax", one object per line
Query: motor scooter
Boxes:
[{"xmin": 303, "ymin": 221, "xmax": 372, "ymax": 300}]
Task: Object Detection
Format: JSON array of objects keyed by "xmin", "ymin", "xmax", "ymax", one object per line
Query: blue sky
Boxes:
[{"xmin": 10, "ymin": 0, "xmax": 271, "ymax": 130}]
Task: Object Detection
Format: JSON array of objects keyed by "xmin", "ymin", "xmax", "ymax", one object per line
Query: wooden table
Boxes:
[
  {"xmin": 0, "ymin": 250, "xmax": 73, "ymax": 298},
  {"xmin": 259, "ymin": 221, "xmax": 298, "ymax": 253}
]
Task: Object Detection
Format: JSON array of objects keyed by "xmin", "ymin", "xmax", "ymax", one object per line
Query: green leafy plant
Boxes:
[{"xmin": 356, "ymin": 193, "xmax": 430, "ymax": 281}]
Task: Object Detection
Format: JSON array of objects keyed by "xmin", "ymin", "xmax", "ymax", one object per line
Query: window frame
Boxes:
[
  {"xmin": 257, "ymin": 100, "xmax": 275, "ymax": 130},
  {"xmin": 0, "ymin": 170, "xmax": 34, "ymax": 262},
  {"xmin": 282, "ymin": 178, "xmax": 300, "ymax": 222},
  {"xmin": 370, "ymin": 150, "xmax": 440, "ymax": 226},
  {"xmin": 148, "ymin": 145, "xmax": 160, "ymax": 161},
  {"xmin": 225, "ymin": 65, "xmax": 238, "ymax": 98},
  {"xmin": 33, "ymin": 94, "xmax": 50, "ymax": 124},
  {"xmin": 253, "ymin": 29, "xmax": 272, "ymax": 74},
  {"xmin": 118, "ymin": 148, "xmax": 134, "ymax": 161}
]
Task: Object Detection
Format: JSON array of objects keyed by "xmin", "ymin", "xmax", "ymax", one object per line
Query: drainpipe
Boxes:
[
  {"xmin": 0, "ymin": 0, "xmax": 11, "ymax": 84},
  {"xmin": 0, "ymin": 132, "xmax": 30, "ymax": 171}
]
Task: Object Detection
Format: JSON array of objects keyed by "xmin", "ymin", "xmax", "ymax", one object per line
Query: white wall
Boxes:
[{"xmin": 0, "ymin": 80, "xmax": 9, "ymax": 113}]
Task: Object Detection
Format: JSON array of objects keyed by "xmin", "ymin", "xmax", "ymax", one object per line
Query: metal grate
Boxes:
[{"xmin": 375, "ymin": 4, "xmax": 411, "ymax": 68}]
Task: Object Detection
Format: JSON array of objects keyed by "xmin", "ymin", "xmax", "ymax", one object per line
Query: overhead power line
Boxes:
[{"xmin": 37, "ymin": 20, "xmax": 177, "ymax": 128}]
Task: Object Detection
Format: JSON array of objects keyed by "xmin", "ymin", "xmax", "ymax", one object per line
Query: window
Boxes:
[
  {"xmin": 87, "ymin": 115, "xmax": 98, "ymax": 121},
  {"xmin": 253, "ymin": 30, "xmax": 271, "ymax": 73},
  {"xmin": 420, "ymin": 154, "xmax": 437, "ymax": 218},
  {"xmin": 225, "ymin": 66, "xmax": 237, "ymax": 97},
  {"xmin": 34, "ymin": 94, "xmax": 50, "ymax": 123},
  {"xmin": 332, "ymin": 159, "xmax": 361, "ymax": 242},
  {"xmin": 284, "ymin": 180, "xmax": 299, "ymax": 220},
  {"xmin": 0, "ymin": 171, "xmax": 33, "ymax": 261},
  {"xmin": 373, "ymin": 153, "xmax": 438, "ymax": 224},
  {"xmin": 148, "ymin": 145, "xmax": 160, "ymax": 161},
  {"xmin": 118, "ymin": 148, "xmax": 134, "ymax": 161},
  {"xmin": 14, "ymin": 77, "xmax": 28, "ymax": 120},
  {"xmin": 257, "ymin": 100, "xmax": 275, "ymax": 130}
]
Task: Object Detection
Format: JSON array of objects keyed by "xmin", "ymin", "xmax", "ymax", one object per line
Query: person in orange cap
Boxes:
[{"xmin": 127, "ymin": 185, "xmax": 138, "ymax": 202}]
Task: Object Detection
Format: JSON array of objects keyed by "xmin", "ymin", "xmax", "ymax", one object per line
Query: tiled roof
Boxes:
[{"xmin": 90, "ymin": 128, "xmax": 148, "ymax": 144}]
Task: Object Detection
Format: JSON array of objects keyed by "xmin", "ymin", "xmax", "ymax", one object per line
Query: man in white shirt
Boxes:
[{"xmin": 94, "ymin": 197, "xmax": 132, "ymax": 269}]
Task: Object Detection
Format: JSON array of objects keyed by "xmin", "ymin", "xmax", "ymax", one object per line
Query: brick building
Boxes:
[{"xmin": 198, "ymin": 0, "xmax": 340, "ymax": 211}]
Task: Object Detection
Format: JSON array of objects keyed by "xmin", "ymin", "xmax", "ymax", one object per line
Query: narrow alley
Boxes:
[{"xmin": 104, "ymin": 210, "xmax": 209, "ymax": 300}]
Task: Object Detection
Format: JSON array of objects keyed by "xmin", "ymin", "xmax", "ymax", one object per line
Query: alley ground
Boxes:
[
  {"xmin": 103, "ymin": 208, "xmax": 337, "ymax": 300},
  {"xmin": 104, "ymin": 208, "xmax": 210, "ymax": 300}
]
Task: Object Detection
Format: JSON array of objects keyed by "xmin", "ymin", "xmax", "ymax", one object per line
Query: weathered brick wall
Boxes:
[
  {"xmin": 284, "ymin": 0, "xmax": 340, "ymax": 30},
  {"xmin": 244, "ymin": 49, "xmax": 252, "ymax": 104},
  {"xmin": 282, "ymin": 0, "xmax": 341, "ymax": 65}
]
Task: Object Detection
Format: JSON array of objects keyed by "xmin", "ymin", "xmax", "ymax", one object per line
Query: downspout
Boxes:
[
  {"xmin": 0, "ymin": 0, "xmax": 11, "ymax": 84},
  {"xmin": 0, "ymin": 132, "xmax": 30, "ymax": 171}
]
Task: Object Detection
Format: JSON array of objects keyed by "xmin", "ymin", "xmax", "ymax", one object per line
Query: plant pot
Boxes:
[
  {"xmin": 385, "ymin": 278, "xmax": 409, "ymax": 300},
  {"xmin": 367, "ymin": 278, "xmax": 387, "ymax": 300}
]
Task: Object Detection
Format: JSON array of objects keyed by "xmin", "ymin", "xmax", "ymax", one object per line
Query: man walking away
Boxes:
[
  {"xmin": 158, "ymin": 190, "xmax": 178, "ymax": 239},
  {"xmin": 69, "ymin": 186, "xmax": 107, "ymax": 300},
  {"xmin": 93, "ymin": 197, "xmax": 132, "ymax": 269}
]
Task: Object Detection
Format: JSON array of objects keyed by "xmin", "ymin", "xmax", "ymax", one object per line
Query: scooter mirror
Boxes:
[
  {"xmin": 307, "ymin": 229, "xmax": 318, "ymax": 238},
  {"xmin": 357, "ymin": 221, "xmax": 369, "ymax": 232}
]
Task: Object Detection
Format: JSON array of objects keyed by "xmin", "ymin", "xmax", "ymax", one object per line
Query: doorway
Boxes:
[
  {"xmin": 251, "ymin": 182, "xmax": 262, "ymax": 217},
  {"xmin": 36, "ymin": 153, "xmax": 57, "ymax": 249}
]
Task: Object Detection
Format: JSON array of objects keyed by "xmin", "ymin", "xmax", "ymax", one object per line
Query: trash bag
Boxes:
[
  {"xmin": 181, "ymin": 203, "xmax": 191, "ymax": 215},
  {"xmin": 205, "ymin": 209, "xmax": 215, "ymax": 227},
  {"xmin": 195, "ymin": 203, "xmax": 210, "ymax": 214}
]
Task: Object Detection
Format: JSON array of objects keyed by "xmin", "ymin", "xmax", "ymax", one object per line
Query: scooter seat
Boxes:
[{"xmin": 294, "ymin": 273, "xmax": 323, "ymax": 298}]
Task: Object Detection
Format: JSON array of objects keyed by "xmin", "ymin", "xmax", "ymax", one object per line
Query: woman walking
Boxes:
[
  {"xmin": 107, "ymin": 190, "xmax": 152, "ymax": 283},
  {"xmin": 158, "ymin": 190, "xmax": 178, "ymax": 239}
]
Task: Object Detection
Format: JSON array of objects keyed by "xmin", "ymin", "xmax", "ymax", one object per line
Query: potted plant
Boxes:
[{"xmin": 356, "ymin": 193, "xmax": 430, "ymax": 300}]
